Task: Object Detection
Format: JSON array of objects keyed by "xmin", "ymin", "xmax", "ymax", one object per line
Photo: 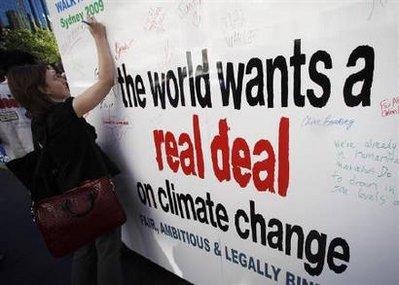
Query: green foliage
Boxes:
[{"xmin": 1, "ymin": 28, "xmax": 61, "ymax": 64}]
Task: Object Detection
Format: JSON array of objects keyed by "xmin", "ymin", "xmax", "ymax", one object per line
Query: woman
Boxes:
[{"xmin": 7, "ymin": 18, "xmax": 124, "ymax": 285}]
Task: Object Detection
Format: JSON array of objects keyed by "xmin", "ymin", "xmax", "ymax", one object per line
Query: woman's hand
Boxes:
[{"xmin": 85, "ymin": 17, "xmax": 107, "ymax": 40}]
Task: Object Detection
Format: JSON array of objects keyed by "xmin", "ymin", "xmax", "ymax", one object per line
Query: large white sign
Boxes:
[{"xmin": 47, "ymin": 1, "xmax": 398, "ymax": 284}]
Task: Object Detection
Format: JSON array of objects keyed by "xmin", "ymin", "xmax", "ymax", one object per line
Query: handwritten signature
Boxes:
[
  {"xmin": 144, "ymin": 7, "xmax": 166, "ymax": 33},
  {"xmin": 367, "ymin": 0, "xmax": 389, "ymax": 20},
  {"xmin": 380, "ymin": 96, "xmax": 399, "ymax": 117},
  {"xmin": 178, "ymin": 0, "xmax": 202, "ymax": 27},
  {"xmin": 59, "ymin": 24, "xmax": 86, "ymax": 55},
  {"xmin": 114, "ymin": 39, "xmax": 135, "ymax": 61}
]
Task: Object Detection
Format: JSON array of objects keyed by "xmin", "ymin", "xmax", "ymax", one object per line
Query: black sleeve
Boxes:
[{"xmin": 57, "ymin": 96, "xmax": 79, "ymax": 120}]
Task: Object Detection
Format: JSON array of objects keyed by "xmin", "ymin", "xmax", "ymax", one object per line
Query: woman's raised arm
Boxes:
[{"xmin": 72, "ymin": 18, "xmax": 115, "ymax": 117}]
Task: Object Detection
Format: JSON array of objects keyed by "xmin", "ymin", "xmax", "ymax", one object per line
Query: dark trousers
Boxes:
[{"xmin": 71, "ymin": 227, "xmax": 124, "ymax": 285}]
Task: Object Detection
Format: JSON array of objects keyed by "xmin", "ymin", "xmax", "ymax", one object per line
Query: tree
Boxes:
[{"xmin": 1, "ymin": 28, "xmax": 61, "ymax": 64}]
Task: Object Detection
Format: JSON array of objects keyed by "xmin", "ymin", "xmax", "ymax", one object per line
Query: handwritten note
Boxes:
[
  {"xmin": 332, "ymin": 138, "xmax": 398, "ymax": 207},
  {"xmin": 178, "ymin": 0, "xmax": 202, "ymax": 28},
  {"xmin": 380, "ymin": 96, "xmax": 399, "ymax": 117},
  {"xmin": 144, "ymin": 7, "xmax": 166, "ymax": 33},
  {"xmin": 59, "ymin": 24, "xmax": 86, "ymax": 55},
  {"xmin": 102, "ymin": 114, "xmax": 132, "ymax": 143},
  {"xmin": 221, "ymin": 9, "xmax": 257, "ymax": 48},
  {"xmin": 367, "ymin": 0, "xmax": 389, "ymax": 20}
]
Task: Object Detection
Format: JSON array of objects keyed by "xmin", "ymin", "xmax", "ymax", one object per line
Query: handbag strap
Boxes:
[
  {"xmin": 31, "ymin": 120, "xmax": 49, "ymax": 216},
  {"xmin": 33, "ymin": 117, "xmax": 48, "ymax": 151},
  {"xmin": 33, "ymin": 118, "xmax": 49, "ymax": 172},
  {"xmin": 32, "ymin": 117, "xmax": 55, "ymax": 204}
]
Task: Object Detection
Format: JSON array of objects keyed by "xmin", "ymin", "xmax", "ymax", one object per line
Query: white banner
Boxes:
[{"xmin": 46, "ymin": 1, "xmax": 398, "ymax": 284}]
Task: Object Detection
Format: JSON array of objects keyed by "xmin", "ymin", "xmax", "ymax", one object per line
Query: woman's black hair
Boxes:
[{"xmin": 0, "ymin": 50, "xmax": 38, "ymax": 81}]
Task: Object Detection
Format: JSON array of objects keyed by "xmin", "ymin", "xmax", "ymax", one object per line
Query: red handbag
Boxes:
[{"xmin": 33, "ymin": 177, "xmax": 126, "ymax": 258}]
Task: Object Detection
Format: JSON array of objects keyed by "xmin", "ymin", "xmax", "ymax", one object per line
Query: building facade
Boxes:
[{"xmin": 0, "ymin": 0, "xmax": 50, "ymax": 30}]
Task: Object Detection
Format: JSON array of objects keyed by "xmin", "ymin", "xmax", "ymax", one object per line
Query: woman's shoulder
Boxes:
[
  {"xmin": 52, "ymin": 96, "xmax": 77, "ymax": 117},
  {"xmin": 32, "ymin": 97, "xmax": 81, "ymax": 134},
  {"xmin": 47, "ymin": 97, "xmax": 80, "ymax": 125}
]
